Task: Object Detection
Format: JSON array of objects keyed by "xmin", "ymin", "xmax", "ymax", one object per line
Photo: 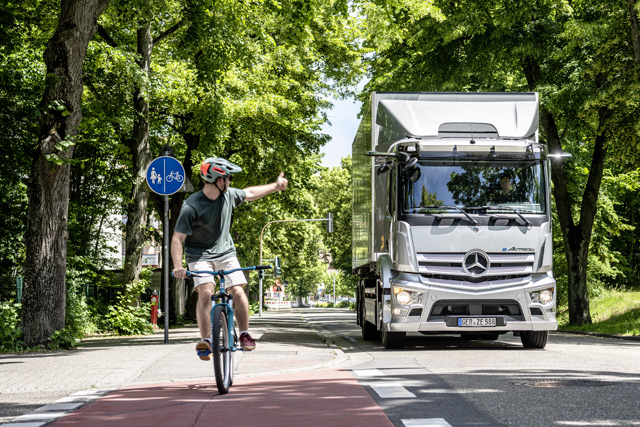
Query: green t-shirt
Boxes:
[{"xmin": 174, "ymin": 187, "xmax": 246, "ymax": 262}]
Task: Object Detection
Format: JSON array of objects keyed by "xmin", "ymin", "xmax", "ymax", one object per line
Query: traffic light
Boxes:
[
  {"xmin": 274, "ymin": 255, "xmax": 282, "ymax": 276},
  {"xmin": 326, "ymin": 212, "xmax": 333, "ymax": 233}
]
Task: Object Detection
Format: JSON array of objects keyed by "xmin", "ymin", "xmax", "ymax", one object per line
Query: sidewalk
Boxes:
[{"xmin": 0, "ymin": 309, "xmax": 365, "ymax": 425}]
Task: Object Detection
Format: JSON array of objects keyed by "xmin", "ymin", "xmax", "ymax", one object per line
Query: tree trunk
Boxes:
[
  {"xmin": 123, "ymin": 15, "xmax": 152, "ymax": 286},
  {"xmin": 541, "ymin": 108, "xmax": 608, "ymax": 325},
  {"xmin": 23, "ymin": 0, "xmax": 110, "ymax": 347}
]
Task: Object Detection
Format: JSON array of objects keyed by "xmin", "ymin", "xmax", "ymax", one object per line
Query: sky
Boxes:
[{"xmin": 319, "ymin": 95, "xmax": 363, "ymax": 168}]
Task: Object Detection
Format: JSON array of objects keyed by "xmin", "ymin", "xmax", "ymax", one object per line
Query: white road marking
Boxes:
[
  {"xmin": 370, "ymin": 381, "xmax": 416, "ymax": 398},
  {"xmin": 402, "ymin": 418, "xmax": 453, "ymax": 427},
  {"xmin": 352, "ymin": 368, "xmax": 385, "ymax": 377}
]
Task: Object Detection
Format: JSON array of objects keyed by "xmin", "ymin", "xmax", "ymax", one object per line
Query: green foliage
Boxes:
[
  {"xmin": 313, "ymin": 302, "xmax": 334, "ymax": 308},
  {"xmin": 106, "ymin": 269, "xmax": 154, "ymax": 335},
  {"xmin": 558, "ymin": 290, "xmax": 640, "ymax": 336},
  {"xmin": 107, "ymin": 303, "xmax": 153, "ymax": 336},
  {"xmin": 357, "ymin": 0, "xmax": 640, "ymax": 324},
  {"xmin": 0, "ymin": 302, "xmax": 22, "ymax": 351},
  {"xmin": 0, "ymin": 35, "xmax": 47, "ymax": 274},
  {"xmin": 248, "ymin": 301, "xmax": 260, "ymax": 316},
  {"xmin": 335, "ymin": 299, "xmax": 350, "ymax": 308},
  {"xmin": 65, "ymin": 264, "xmax": 101, "ymax": 337},
  {"xmin": 310, "ymin": 157, "xmax": 353, "ymax": 274}
]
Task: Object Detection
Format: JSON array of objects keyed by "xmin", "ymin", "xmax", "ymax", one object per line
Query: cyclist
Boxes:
[{"xmin": 171, "ymin": 157, "xmax": 288, "ymax": 359}]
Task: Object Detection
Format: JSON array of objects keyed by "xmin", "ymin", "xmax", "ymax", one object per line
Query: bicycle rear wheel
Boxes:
[{"xmin": 212, "ymin": 305, "xmax": 233, "ymax": 394}]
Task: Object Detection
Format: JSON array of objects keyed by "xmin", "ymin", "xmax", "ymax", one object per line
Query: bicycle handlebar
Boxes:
[{"xmin": 171, "ymin": 265, "xmax": 272, "ymax": 278}]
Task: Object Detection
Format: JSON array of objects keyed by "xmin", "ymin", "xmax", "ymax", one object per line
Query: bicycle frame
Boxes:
[
  {"xmin": 182, "ymin": 265, "xmax": 270, "ymax": 394},
  {"xmin": 189, "ymin": 265, "xmax": 270, "ymax": 354}
]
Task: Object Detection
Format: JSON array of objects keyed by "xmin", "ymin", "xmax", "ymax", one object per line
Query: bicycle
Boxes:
[
  {"xmin": 165, "ymin": 170, "xmax": 184, "ymax": 182},
  {"xmin": 179, "ymin": 265, "xmax": 271, "ymax": 394}
]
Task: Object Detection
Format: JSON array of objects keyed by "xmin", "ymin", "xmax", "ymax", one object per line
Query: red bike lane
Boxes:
[{"xmin": 49, "ymin": 369, "xmax": 393, "ymax": 427}]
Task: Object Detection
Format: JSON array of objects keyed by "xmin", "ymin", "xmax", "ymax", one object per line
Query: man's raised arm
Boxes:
[{"xmin": 243, "ymin": 172, "xmax": 288, "ymax": 202}]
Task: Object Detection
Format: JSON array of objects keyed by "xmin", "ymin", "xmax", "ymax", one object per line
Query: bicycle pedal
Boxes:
[{"xmin": 197, "ymin": 349, "xmax": 211, "ymax": 357}]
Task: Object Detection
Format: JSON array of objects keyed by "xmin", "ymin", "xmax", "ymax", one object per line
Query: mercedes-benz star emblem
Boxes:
[{"xmin": 463, "ymin": 250, "xmax": 490, "ymax": 276}]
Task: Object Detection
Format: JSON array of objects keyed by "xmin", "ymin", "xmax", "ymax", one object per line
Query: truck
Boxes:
[{"xmin": 352, "ymin": 92, "xmax": 558, "ymax": 349}]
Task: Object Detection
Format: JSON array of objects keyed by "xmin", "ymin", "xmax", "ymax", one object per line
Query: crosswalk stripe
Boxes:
[
  {"xmin": 402, "ymin": 418, "xmax": 453, "ymax": 427},
  {"xmin": 352, "ymin": 369, "xmax": 385, "ymax": 377},
  {"xmin": 370, "ymin": 381, "xmax": 416, "ymax": 398}
]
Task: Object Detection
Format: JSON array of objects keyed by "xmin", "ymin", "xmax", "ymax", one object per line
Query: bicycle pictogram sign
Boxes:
[{"xmin": 146, "ymin": 156, "xmax": 185, "ymax": 196}]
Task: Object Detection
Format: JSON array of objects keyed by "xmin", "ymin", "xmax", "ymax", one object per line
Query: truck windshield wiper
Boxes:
[
  {"xmin": 469, "ymin": 205, "xmax": 533, "ymax": 229},
  {"xmin": 417, "ymin": 205, "xmax": 479, "ymax": 226}
]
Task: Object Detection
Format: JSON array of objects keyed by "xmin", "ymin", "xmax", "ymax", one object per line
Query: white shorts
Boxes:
[{"xmin": 188, "ymin": 257, "xmax": 248, "ymax": 288}]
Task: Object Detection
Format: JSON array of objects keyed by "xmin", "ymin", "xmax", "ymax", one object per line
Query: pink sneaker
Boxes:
[{"xmin": 239, "ymin": 332, "xmax": 256, "ymax": 351}]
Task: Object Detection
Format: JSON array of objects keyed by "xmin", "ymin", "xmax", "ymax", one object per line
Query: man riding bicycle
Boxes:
[{"xmin": 171, "ymin": 158, "xmax": 288, "ymax": 359}]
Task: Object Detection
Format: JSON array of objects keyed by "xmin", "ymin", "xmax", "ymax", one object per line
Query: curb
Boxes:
[
  {"xmin": 297, "ymin": 309, "xmax": 373, "ymax": 369},
  {"xmin": 557, "ymin": 329, "xmax": 640, "ymax": 342}
]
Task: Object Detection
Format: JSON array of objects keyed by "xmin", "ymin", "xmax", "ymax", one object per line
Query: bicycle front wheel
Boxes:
[{"xmin": 212, "ymin": 304, "xmax": 233, "ymax": 394}]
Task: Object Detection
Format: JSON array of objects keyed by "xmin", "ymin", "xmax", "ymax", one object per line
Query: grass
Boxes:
[{"xmin": 558, "ymin": 290, "xmax": 640, "ymax": 337}]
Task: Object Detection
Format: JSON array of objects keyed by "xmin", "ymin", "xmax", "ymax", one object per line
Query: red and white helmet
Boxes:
[{"xmin": 199, "ymin": 158, "xmax": 242, "ymax": 183}]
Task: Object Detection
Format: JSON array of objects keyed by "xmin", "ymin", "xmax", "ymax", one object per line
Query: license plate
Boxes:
[{"xmin": 457, "ymin": 317, "xmax": 497, "ymax": 327}]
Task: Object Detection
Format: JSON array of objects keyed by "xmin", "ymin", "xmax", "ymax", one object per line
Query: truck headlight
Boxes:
[
  {"xmin": 529, "ymin": 288, "xmax": 554, "ymax": 305},
  {"xmin": 393, "ymin": 287, "xmax": 422, "ymax": 306}
]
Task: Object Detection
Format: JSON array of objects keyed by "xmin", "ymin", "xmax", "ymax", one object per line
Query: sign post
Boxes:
[{"xmin": 146, "ymin": 155, "xmax": 185, "ymax": 343}]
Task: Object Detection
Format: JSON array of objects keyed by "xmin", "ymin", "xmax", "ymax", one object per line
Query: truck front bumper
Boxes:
[{"xmin": 385, "ymin": 273, "xmax": 558, "ymax": 333}]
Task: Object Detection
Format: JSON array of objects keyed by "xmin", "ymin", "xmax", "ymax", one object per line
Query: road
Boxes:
[
  {"xmin": 304, "ymin": 308, "xmax": 640, "ymax": 427},
  {"xmin": 3, "ymin": 308, "xmax": 639, "ymax": 426}
]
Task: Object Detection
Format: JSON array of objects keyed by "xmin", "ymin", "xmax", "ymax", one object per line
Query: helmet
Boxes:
[{"xmin": 199, "ymin": 158, "xmax": 243, "ymax": 183}]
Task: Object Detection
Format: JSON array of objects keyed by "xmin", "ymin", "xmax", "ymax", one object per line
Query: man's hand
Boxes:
[
  {"xmin": 275, "ymin": 172, "xmax": 288, "ymax": 191},
  {"xmin": 173, "ymin": 266, "xmax": 187, "ymax": 279}
]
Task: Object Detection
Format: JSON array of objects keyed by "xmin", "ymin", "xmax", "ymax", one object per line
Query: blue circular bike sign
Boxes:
[{"xmin": 146, "ymin": 156, "xmax": 185, "ymax": 196}]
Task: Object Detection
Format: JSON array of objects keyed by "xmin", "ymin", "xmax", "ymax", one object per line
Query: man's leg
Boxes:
[
  {"xmin": 228, "ymin": 284, "xmax": 249, "ymax": 331},
  {"xmin": 228, "ymin": 285, "xmax": 255, "ymax": 350},
  {"xmin": 195, "ymin": 282, "xmax": 215, "ymax": 339},
  {"xmin": 194, "ymin": 282, "xmax": 215, "ymax": 360}
]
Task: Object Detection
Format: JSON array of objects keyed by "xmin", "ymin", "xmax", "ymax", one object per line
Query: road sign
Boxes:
[{"xmin": 146, "ymin": 156, "xmax": 185, "ymax": 196}]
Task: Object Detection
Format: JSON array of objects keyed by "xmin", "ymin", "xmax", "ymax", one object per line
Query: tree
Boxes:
[
  {"xmin": 22, "ymin": 0, "xmax": 111, "ymax": 346},
  {"xmin": 92, "ymin": 0, "xmax": 184, "ymax": 286},
  {"xmin": 310, "ymin": 157, "xmax": 353, "ymax": 274},
  {"xmin": 356, "ymin": 0, "xmax": 640, "ymax": 325},
  {"xmin": 0, "ymin": 0, "xmax": 55, "ymax": 274}
]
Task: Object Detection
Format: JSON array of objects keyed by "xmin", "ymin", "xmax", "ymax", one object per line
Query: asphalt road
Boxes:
[
  {"xmin": 2, "ymin": 308, "xmax": 639, "ymax": 426},
  {"xmin": 306, "ymin": 309, "xmax": 640, "ymax": 427}
]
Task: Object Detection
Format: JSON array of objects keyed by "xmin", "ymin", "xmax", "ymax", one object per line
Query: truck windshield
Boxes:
[{"xmin": 402, "ymin": 160, "xmax": 546, "ymax": 215}]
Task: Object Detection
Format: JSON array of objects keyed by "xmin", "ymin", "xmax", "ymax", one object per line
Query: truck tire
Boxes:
[
  {"xmin": 382, "ymin": 330, "xmax": 406, "ymax": 349},
  {"xmin": 520, "ymin": 330, "xmax": 548, "ymax": 349},
  {"xmin": 362, "ymin": 319, "xmax": 378, "ymax": 341}
]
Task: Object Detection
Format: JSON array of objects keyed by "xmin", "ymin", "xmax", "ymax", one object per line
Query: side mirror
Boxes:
[
  {"xmin": 405, "ymin": 157, "xmax": 418, "ymax": 169},
  {"xmin": 409, "ymin": 168, "xmax": 421, "ymax": 183}
]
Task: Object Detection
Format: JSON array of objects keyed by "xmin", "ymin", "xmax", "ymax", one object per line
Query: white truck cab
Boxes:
[{"xmin": 353, "ymin": 92, "xmax": 557, "ymax": 349}]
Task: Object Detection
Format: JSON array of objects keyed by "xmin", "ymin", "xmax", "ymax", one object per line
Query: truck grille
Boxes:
[{"xmin": 417, "ymin": 252, "xmax": 534, "ymax": 288}]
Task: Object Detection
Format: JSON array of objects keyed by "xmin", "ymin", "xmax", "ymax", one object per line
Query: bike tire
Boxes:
[{"xmin": 212, "ymin": 305, "xmax": 233, "ymax": 394}]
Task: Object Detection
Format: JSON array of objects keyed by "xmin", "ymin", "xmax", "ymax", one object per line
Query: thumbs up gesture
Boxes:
[{"xmin": 275, "ymin": 172, "xmax": 288, "ymax": 191}]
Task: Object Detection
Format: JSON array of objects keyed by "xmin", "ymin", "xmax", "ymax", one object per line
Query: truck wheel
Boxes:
[
  {"xmin": 362, "ymin": 319, "xmax": 378, "ymax": 341},
  {"xmin": 382, "ymin": 330, "xmax": 406, "ymax": 349},
  {"xmin": 520, "ymin": 330, "xmax": 548, "ymax": 349}
]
